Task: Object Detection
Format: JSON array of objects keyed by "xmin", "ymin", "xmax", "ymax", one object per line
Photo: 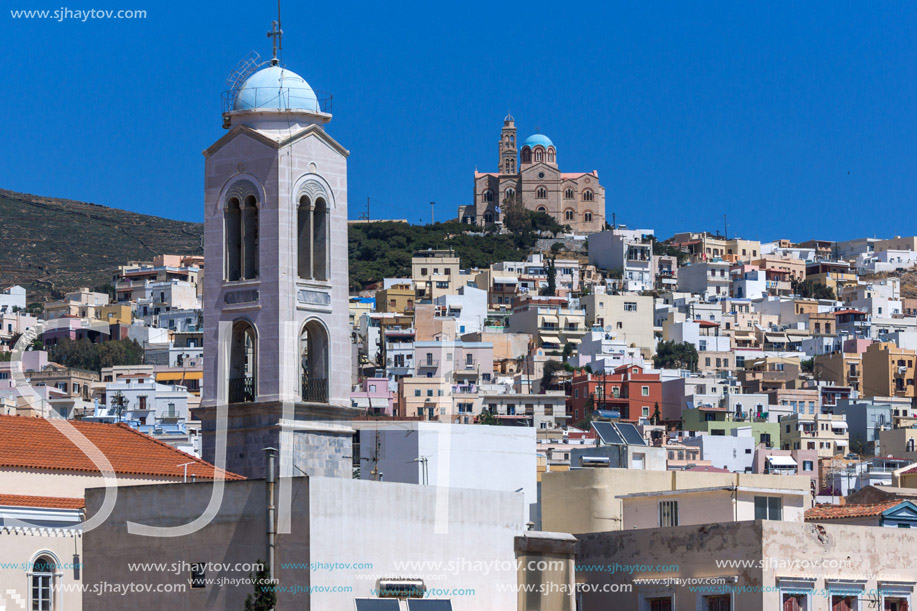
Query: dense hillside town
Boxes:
[{"xmin": 4, "ymin": 9, "xmax": 917, "ymax": 611}]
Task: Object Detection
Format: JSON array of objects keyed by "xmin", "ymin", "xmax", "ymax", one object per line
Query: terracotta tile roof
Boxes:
[
  {"xmin": 898, "ymin": 464, "xmax": 917, "ymax": 475},
  {"xmin": 0, "ymin": 415, "xmax": 243, "ymax": 481},
  {"xmin": 805, "ymin": 501, "xmax": 902, "ymax": 521},
  {"xmin": 0, "ymin": 494, "xmax": 84, "ymax": 510}
]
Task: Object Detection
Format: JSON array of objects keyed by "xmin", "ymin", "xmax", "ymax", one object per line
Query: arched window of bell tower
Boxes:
[
  {"xmin": 301, "ymin": 320, "xmax": 329, "ymax": 403},
  {"xmin": 228, "ymin": 320, "xmax": 257, "ymax": 403}
]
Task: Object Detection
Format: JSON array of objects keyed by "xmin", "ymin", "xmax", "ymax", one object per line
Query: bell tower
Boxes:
[
  {"xmin": 499, "ymin": 113, "xmax": 517, "ymax": 175},
  {"xmin": 196, "ymin": 46, "xmax": 358, "ymax": 479}
]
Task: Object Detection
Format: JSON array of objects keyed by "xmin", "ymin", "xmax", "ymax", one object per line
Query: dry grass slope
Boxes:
[{"xmin": 0, "ymin": 189, "xmax": 203, "ymax": 302}]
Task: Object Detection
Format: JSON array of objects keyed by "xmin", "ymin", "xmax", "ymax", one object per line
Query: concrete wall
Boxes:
[
  {"xmin": 576, "ymin": 521, "xmax": 917, "ymax": 610},
  {"xmin": 84, "ymin": 477, "xmax": 524, "ymax": 611},
  {"xmin": 357, "ymin": 422, "xmax": 537, "ymax": 521},
  {"xmin": 541, "ymin": 468, "xmax": 811, "ymax": 534}
]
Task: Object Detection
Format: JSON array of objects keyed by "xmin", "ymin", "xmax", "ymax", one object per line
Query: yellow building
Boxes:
[
  {"xmin": 375, "ymin": 284, "xmax": 415, "ymax": 313},
  {"xmin": 862, "ymin": 341, "xmax": 917, "ymax": 398},
  {"xmin": 813, "ymin": 352, "xmax": 862, "ymax": 393},
  {"xmin": 805, "ymin": 261, "xmax": 857, "ymax": 294},
  {"xmin": 99, "ymin": 304, "xmax": 132, "ymax": 325}
]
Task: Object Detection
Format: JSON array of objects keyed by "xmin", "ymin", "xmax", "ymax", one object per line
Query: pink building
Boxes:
[{"xmin": 350, "ymin": 377, "xmax": 395, "ymax": 415}]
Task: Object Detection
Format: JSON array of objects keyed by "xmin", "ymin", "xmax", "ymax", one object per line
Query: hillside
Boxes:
[
  {"xmin": 0, "ymin": 189, "xmax": 564, "ymax": 302},
  {"xmin": 0, "ymin": 189, "xmax": 203, "ymax": 302}
]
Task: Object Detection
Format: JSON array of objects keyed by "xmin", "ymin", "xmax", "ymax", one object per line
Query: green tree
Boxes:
[
  {"xmin": 800, "ymin": 358, "xmax": 814, "ymax": 373},
  {"xmin": 653, "ymin": 341, "xmax": 699, "ymax": 371},
  {"xmin": 540, "ymin": 360, "xmax": 565, "ymax": 391},
  {"xmin": 243, "ymin": 560, "xmax": 276, "ymax": 611},
  {"xmin": 651, "ymin": 401, "xmax": 661, "ymax": 425},
  {"xmin": 49, "ymin": 338, "xmax": 144, "ymax": 372},
  {"xmin": 550, "ymin": 242, "xmax": 564, "ymax": 254},
  {"xmin": 477, "ymin": 410, "xmax": 499, "ymax": 426},
  {"xmin": 791, "ymin": 278, "xmax": 835, "ymax": 300},
  {"xmin": 541, "ymin": 257, "xmax": 557, "ymax": 296}
]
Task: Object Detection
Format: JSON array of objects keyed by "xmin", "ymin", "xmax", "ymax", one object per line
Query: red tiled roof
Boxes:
[
  {"xmin": 695, "ymin": 320, "xmax": 721, "ymax": 327},
  {"xmin": 805, "ymin": 501, "xmax": 902, "ymax": 521},
  {"xmin": 833, "ymin": 309, "xmax": 866, "ymax": 316},
  {"xmin": 897, "ymin": 463, "xmax": 917, "ymax": 475},
  {"xmin": 0, "ymin": 415, "xmax": 243, "ymax": 481},
  {"xmin": 0, "ymin": 494, "xmax": 84, "ymax": 510}
]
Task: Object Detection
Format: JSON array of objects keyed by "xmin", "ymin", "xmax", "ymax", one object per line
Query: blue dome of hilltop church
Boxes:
[
  {"xmin": 522, "ymin": 134, "xmax": 554, "ymax": 149},
  {"xmin": 233, "ymin": 65, "xmax": 320, "ymax": 113}
]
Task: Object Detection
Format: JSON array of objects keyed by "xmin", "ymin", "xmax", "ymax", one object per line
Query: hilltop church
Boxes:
[{"xmin": 460, "ymin": 114, "xmax": 606, "ymax": 233}]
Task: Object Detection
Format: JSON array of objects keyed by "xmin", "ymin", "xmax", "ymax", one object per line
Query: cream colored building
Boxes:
[
  {"xmin": 540, "ymin": 467, "xmax": 811, "ymax": 534},
  {"xmin": 581, "ymin": 292, "xmax": 654, "ymax": 357},
  {"xmin": 779, "ymin": 412, "xmax": 850, "ymax": 458},
  {"xmin": 618, "ymin": 485, "xmax": 807, "ymax": 529},
  {"xmin": 412, "ymin": 249, "xmax": 466, "ymax": 300}
]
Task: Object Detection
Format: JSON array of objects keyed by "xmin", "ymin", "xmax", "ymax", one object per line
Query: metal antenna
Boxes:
[{"xmin": 267, "ymin": 0, "xmax": 283, "ymax": 65}]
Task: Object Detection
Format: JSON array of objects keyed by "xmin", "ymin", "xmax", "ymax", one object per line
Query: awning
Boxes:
[
  {"xmin": 566, "ymin": 337, "xmax": 582, "ymax": 344},
  {"xmin": 764, "ymin": 333, "xmax": 788, "ymax": 342},
  {"xmin": 540, "ymin": 335, "xmax": 560, "ymax": 344},
  {"xmin": 767, "ymin": 455, "xmax": 798, "ymax": 467},
  {"xmin": 542, "ymin": 315, "xmax": 559, "ymax": 324},
  {"xmin": 156, "ymin": 371, "xmax": 202, "ymax": 381},
  {"xmin": 831, "ymin": 422, "xmax": 848, "ymax": 429},
  {"xmin": 836, "ymin": 440, "xmax": 849, "ymax": 446}
]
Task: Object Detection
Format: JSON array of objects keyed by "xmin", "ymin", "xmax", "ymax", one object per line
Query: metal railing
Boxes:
[
  {"xmin": 229, "ymin": 376, "xmax": 255, "ymax": 403},
  {"xmin": 301, "ymin": 377, "xmax": 329, "ymax": 403},
  {"xmin": 221, "ymin": 87, "xmax": 333, "ymax": 115}
]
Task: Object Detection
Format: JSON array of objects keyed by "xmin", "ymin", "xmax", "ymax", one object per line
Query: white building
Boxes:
[
  {"xmin": 433, "ymin": 285, "xmax": 488, "ymax": 335},
  {"xmin": 569, "ymin": 330, "xmax": 646, "ymax": 372},
  {"xmin": 0, "ymin": 285, "xmax": 27, "ymax": 312},
  {"xmin": 681, "ymin": 427, "xmax": 756, "ymax": 472},
  {"xmin": 354, "ymin": 421, "xmax": 537, "ymax": 521},
  {"xmin": 676, "ymin": 261, "xmax": 731, "ymax": 301},
  {"xmin": 588, "ymin": 229, "xmax": 655, "ymax": 292}
]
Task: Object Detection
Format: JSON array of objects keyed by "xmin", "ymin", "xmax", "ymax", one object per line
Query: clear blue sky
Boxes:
[{"xmin": 3, "ymin": 1, "xmax": 916, "ymax": 241}]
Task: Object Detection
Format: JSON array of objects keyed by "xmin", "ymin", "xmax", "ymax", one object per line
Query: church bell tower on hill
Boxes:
[{"xmin": 196, "ymin": 34, "xmax": 358, "ymax": 479}]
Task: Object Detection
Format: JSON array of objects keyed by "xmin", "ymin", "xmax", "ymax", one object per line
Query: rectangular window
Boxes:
[
  {"xmin": 704, "ymin": 595, "xmax": 731, "ymax": 611},
  {"xmin": 642, "ymin": 386, "xmax": 649, "ymax": 396},
  {"xmin": 783, "ymin": 593, "xmax": 807, "ymax": 611},
  {"xmin": 658, "ymin": 500, "xmax": 679, "ymax": 527},
  {"xmin": 624, "ymin": 302, "xmax": 638, "ymax": 312},
  {"xmin": 754, "ymin": 496, "xmax": 783, "ymax": 520}
]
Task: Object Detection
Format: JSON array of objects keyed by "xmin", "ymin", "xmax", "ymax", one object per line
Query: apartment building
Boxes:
[
  {"xmin": 780, "ymin": 412, "xmax": 849, "ymax": 458},
  {"xmin": 374, "ymin": 283, "xmax": 415, "ymax": 313},
  {"xmin": 411, "ymin": 249, "xmax": 463, "ymax": 300},
  {"xmin": 813, "ymin": 351, "xmax": 862, "ymax": 392},
  {"xmin": 506, "ymin": 296, "xmax": 585, "ymax": 353},
  {"xmin": 580, "ymin": 292, "xmax": 654, "ymax": 356},
  {"xmin": 569, "ymin": 364, "xmax": 662, "ymax": 422},
  {"xmin": 676, "ymin": 261, "xmax": 731, "ymax": 300},
  {"xmin": 587, "ymin": 229, "xmax": 655, "ymax": 292},
  {"xmin": 862, "ymin": 341, "xmax": 917, "ymax": 398}
]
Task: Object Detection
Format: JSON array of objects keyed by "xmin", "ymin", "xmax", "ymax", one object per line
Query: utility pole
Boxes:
[{"xmin": 724, "ymin": 214, "xmax": 728, "ymax": 240}]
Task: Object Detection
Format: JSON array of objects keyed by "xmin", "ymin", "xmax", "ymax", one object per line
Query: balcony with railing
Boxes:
[
  {"xmin": 301, "ymin": 376, "xmax": 329, "ymax": 403},
  {"xmin": 229, "ymin": 376, "xmax": 255, "ymax": 404}
]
